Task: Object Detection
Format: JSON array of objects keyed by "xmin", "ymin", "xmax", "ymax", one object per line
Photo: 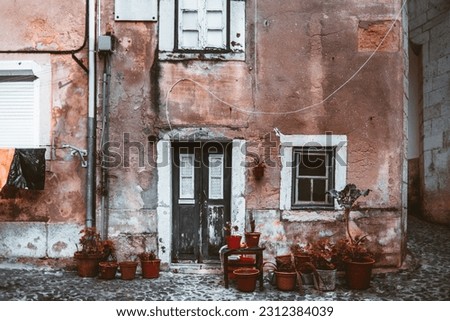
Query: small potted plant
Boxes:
[
  {"xmin": 263, "ymin": 261, "xmax": 297, "ymax": 291},
  {"xmin": 335, "ymin": 236, "xmax": 375, "ymax": 290},
  {"xmin": 138, "ymin": 250, "xmax": 161, "ymax": 279},
  {"xmin": 307, "ymin": 239, "xmax": 337, "ymax": 291},
  {"xmin": 98, "ymin": 239, "xmax": 118, "ymax": 280},
  {"xmin": 328, "ymin": 183, "xmax": 374, "ymax": 290},
  {"xmin": 244, "ymin": 213, "xmax": 261, "ymax": 248},
  {"xmin": 224, "ymin": 221, "xmax": 241, "ymax": 249},
  {"xmin": 291, "ymin": 243, "xmax": 314, "ymax": 285},
  {"xmin": 74, "ymin": 227, "xmax": 111, "ymax": 277},
  {"xmin": 118, "ymin": 254, "xmax": 138, "ymax": 281},
  {"xmin": 252, "ymin": 160, "xmax": 265, "ymax": 180}
]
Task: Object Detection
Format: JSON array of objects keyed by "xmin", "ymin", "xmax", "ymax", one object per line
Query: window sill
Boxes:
[
  {"xmin": 281, "ymin": 209, "xmax": 342, "ymax": 223},
  {"xmin": 159, "ymin": 51, "xmax": 245, "ymax": 61}
]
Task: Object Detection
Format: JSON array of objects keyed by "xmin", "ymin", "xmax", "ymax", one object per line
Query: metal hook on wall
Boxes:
[{"xmin": 62, "ymin": 144, "xmax": 88, "ymax": 168}]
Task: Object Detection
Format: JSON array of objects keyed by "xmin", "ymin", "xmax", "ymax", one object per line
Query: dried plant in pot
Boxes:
[
  {"xmin": 118, "ymin": 253, "xmax": 138, "ymax": 281},
  {"xmin": 291, "ymin": 244, "xmax": 314, "ymax": 285},
  {"xmin": 74, "ymin": 227, "xmax": 113, "ymax": 277},
  {"xmin": 138, "ymin": 250, "xmax": 161, "ymax": 279},
  {"xmin": 244, "ymin": 214, "xmax": 261, "ymax": 248},
  {"xmin": 252, "ymin": 161, "xmax": 265, "ymax": 179},
  {"xmin": 335, "ymin": 236, "xmax": 375, "ymax": 290},
  {"xmin": 263, "ymin": 262, "xmax": 297, "ymax": 292},
  {"xmin": 224, "ymin": 221, "xmax": 241, "ymax": 249},
  {"xmin": 98, "ymin": 239, "xmax": 118, "ymax": 280},
  {"xmin": 306, "ymin": 239, "xmax": 338, "ymax": 291},
  {"xmin": 328, "ymin": 183, "xmax": 375, "ymax": 290}
]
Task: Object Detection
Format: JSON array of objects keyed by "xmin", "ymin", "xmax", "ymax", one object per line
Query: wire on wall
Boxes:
[{"xmin": 163, "ymin": 0, "xmax": 408, "ymax": 131}]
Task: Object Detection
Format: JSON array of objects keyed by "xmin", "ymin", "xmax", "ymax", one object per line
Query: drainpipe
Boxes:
[
  {"xmin": 100, "ymin": 52, "xmax": 112, "ymax": 238},
  {"xmin": 86, "ymin": 0, "xmax": 96, "ymax": 228}
]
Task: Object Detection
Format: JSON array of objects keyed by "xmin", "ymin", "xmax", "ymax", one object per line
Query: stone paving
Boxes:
[{"xmin": 0, "ymin": 215, "xmax": 449, "ymax": 301}]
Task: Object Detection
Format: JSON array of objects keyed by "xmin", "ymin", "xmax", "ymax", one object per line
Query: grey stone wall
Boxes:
[{"xmin": 408, "ymin": 0, "xmax": 450, "ymax": 224}]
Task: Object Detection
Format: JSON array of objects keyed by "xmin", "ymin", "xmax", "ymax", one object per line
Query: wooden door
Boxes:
[{"xmin": 172, "ymin": 141, "xmax": 232, "ymax": 263}]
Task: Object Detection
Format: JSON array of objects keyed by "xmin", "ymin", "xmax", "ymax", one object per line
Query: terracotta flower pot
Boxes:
[
  {"xmin": 233, "ymin": 268, "xmax": 260, "ymax": 292},
  {"xmin": 345, "ymin": 258, "xmax": 375, "ymax": 290},
  {"xmin": 141, "ymin": 259, "xmax": 161, "ymax": 279},
  {"xmin": 245, "ymin": 232, "xmax": 261, "ymax": 248},
  {"xmin": 74, "ymin": 252, "xmax": 103, "ymax": 277},
  {"xmin": 275, "ymin": 271, "xmax": 297, "ymax": 291},
  {"xmin": 98, "ymin": 261, "xmax": 118, "ymax": 280},
  {"xmin": 119, "ymin": 261, "xmax": 138, "ymax": 280}
]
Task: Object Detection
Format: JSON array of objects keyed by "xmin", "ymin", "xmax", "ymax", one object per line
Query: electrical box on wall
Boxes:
[
  {"xmin": 98, "ymin": 35, "xmax": 113, "ymax": 52},
  {"xmin": 115, "ymin": 0, "xmax": 158, "ymax": 21}
]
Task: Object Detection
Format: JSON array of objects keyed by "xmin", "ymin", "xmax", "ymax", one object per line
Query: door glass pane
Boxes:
[
  {"xmin": 179, "ymin": 154, "xmax": 194, "ymax": 199},
  {"xmin": 209, "ymin": 155, "xmax": 223, "ymax": 199}
]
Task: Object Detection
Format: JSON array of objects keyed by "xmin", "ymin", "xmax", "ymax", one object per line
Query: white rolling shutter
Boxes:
[{"xmin": 0, "ymin": 80, "xmax": 38, "ymax": 148}]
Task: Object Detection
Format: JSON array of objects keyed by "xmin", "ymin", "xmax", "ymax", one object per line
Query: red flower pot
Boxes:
[
  {"xmin": 245, "ymin": 232, "xmax": 261, "ymax": 248},
  {"xmin": 233, "ymin": 268, "xmax": 260, "ymax": 292},
  {"xmin": 74, "ymin": 252, "xmax": 103, "ymax": 277},
  {"xmin": 345, "ymin": 258, "xmax": 375, "ymax": 290},
  {"xmin": 141, "ymin": 259, "xmax": 161, "ymax": 279},
  {"xmin": 119, "ymin": 261, "xmax": 138, "ymax": 280},
  {"xmin": 98, "ymin": 261, "xmax": 118, "ymax": 280},
  {"xmin": 226, "ymin": 235, "xmax": 242, "ymax": 249}
]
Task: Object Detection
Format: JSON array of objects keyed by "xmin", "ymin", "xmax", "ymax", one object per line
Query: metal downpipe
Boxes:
[{"xmin": 86, "ymin": 0, "xmax": 96, "ymax": 228}]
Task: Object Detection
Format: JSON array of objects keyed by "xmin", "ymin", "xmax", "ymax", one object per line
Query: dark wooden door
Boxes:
[{"xmin": 172, "ymin": 141, "xmax": 232, "ymax": 263}]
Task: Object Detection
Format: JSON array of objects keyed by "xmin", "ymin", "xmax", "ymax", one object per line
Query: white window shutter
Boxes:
[
  {"xmin": 0, "ymin": 81, "xmax": 38, "ymax": 148},
  {"xmin": 158, "ymin": 0, "xmax": 245, "ymax": 60},
  {"xmin": 230, "ymin": 0, "xmax": 245, "ymax": 53}
]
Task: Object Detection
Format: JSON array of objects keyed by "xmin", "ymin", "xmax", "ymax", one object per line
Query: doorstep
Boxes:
[{"xmin": 168, "ymin": 262, "xmax": 223, "ymax": 275}]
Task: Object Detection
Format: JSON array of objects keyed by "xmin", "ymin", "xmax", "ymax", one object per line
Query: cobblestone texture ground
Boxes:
[{"xmin": 0, "ymin": 215, "xmax": 449, "ymax": 301}]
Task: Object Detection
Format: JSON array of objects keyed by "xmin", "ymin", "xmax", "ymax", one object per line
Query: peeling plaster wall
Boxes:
[
  {"xmin": 158, "ymin": 0, "xmax": 406, "ymax": 267},
  {"xmin": 0, "ymin": 0, "xmax": 407, "ymax": 267},
  {"xmin": 0, "ymin": 1, "xmax": 88, "ymax": 258},
  {"xmin": 408, "ymin": 0, "xmax": 450, "ymax": 225},
  {"xmin": 96, "ymin": 0, "xmax": 160, "ymax": 258}
]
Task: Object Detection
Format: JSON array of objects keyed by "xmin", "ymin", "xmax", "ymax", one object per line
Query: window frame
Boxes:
[
  {"xmin": 159, "ymin": 0, "xmax": 245, "ymax": 61},
  {"xmin": 291, "ymin": 146, "xmax": 336, "ymax": 209},
  {"xmin": 279, "ymin": 134, "xmax": 347, "ymax": 211}
]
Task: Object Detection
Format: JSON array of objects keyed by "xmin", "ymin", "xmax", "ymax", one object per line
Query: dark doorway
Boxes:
[{"xmin": 172, "ymin": 141, "xmax": 232, "ymax": 263}]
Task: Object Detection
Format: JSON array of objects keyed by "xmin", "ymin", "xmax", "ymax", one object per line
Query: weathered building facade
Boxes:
[
  {"xmin": 0, "ymin": 0, "xmax": 428, "ymax": 269},
  {"xmin": 407, "ymin": 0, "xmax": 450, "ymax": 225}
]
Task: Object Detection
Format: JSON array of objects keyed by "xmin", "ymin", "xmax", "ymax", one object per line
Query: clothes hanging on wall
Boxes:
[{"xmin": 0, "ymin": 148, "xmax": 45, "ymax": 191}]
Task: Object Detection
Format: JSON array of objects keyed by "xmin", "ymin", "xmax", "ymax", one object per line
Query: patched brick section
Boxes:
[{"xmin": 358, "ymin": 20, "xmax": 400, "ymax": 52}]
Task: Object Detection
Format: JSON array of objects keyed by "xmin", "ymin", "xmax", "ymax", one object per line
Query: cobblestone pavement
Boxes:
[{"xmin": 0, "ymin": 215, "xmax": 449, "ymax": 301}]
